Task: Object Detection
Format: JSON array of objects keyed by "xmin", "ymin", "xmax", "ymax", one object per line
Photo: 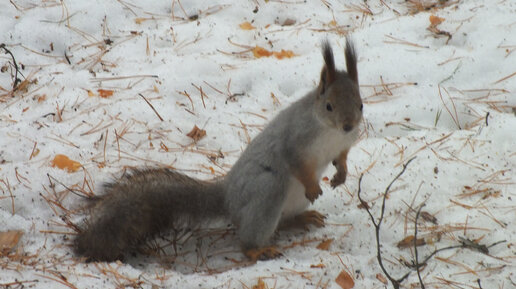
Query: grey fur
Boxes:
[{"xmin": 75, "ymin": 39, "xmax": 362, "ymax": 261}]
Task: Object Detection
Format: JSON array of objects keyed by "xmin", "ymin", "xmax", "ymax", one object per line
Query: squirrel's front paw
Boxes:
[
  {"xmin": 330, "ymin": 170, "xmax": 347, "ymax": 188},
  {"xmin": 305, "ymin": 185, "xmax": 323, "ymax": 203}
]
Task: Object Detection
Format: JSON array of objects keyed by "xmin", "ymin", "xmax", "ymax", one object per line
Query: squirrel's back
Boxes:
[{"xmin": 75, "ymin": 169, "xmax": 226, "ymax": 261}]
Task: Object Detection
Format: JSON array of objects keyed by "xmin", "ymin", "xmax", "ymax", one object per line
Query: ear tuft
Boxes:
[
  {"xmin": 345, "ymin": 36, "xmax": 358, "ymax": 84},
  {"xmin": 321, "ymin": 40, "xmax": 336, "ymax": 85}
]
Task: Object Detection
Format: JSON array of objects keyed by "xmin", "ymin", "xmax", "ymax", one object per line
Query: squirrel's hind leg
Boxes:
[{"xmin": 233, "ymin": 170, "xmax": 288, "ymax": 260}]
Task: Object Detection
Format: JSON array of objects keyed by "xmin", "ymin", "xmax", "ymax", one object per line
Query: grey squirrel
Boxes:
[{"xmin": 75, "ymin": 38, "xmax": 363, "ymax": 262}]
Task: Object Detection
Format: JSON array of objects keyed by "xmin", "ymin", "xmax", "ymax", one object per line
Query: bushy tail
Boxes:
[{"xmin": 74, "ymin": 169, "xmax": 226, "ymax": 261}]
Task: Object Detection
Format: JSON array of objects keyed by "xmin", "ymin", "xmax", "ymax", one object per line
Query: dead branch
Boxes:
[
  {"xmin": 414, "ymin": 203, "xmax": 425, "ymax": 289},
  {"xmin": 357, "ymin": 157, "xmax": 416, "ymax": 288},
  {"xmin": 1, "ymin": 43, "xmax": 24, "ymax": 92},
  {"xmin": 357, "ymin": 157, "xmax": 506, "ymax": 288}
]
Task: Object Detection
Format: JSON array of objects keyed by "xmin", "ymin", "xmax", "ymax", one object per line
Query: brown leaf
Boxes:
[
  {"xmin": 335, "ymin": 270, "xmax": 354, "ymax": 289},
  {"xmin": 186, "ymin": 125, "xmax": 206, "ymax": 142},
  {"xmin": 397, "ymin": 235, "xmax": 426, "ymax": 248},
  {"xmin": 376, "ymin": 273, "xmax": 388, "ymax": 285},
  {"xmin": 282, "ymin": 18, "xmax": 296, "ymax": 26},
  {"xmin": 0, "ymin": 230, "xmax": 23, "ymax": 256},
  {"xmin": 420, "ymin": 211, "xmax": 438, "ymax": 224},
  {"xmin": 316, "ymin": 238, "xmax": 333, "ymax": 250},
  {"xmin": 311, "ymin": 263, "xmax": 326, "ymax": 268},
  {"xmin": 357, "ymin": 201, "xmax": 370, "ymax": 210}
]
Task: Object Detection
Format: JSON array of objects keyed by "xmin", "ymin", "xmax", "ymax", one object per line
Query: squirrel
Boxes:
[{"xmin": 74, "ymin": 38, "xmax": 363, "ymax": 262}]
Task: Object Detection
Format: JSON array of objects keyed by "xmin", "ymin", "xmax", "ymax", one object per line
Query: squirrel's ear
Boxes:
[
  {"xmin": 319, "ymin": 41, "xmax": 336, "ymax": 95},
  {"xmin": 345, "ymin": 37, "xmax": 358, "ymax": 84}
]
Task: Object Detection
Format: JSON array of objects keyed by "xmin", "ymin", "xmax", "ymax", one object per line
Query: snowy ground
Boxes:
[{"xmin": 1, "ymin": 0, "xmax": 515, "ymax": 288}]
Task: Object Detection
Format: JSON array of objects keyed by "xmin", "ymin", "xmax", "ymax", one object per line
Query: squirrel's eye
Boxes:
[
  {"xmin": 326, "ymin": 103, "xmax": 333, "ymax": 112},
  {"xmin": 360, "ymin": 104, "xmax": 363, "ymax": 111}
]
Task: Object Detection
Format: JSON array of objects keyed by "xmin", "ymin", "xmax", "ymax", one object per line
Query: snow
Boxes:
[{"xmin": 1, "ymin": 0, "xmax": 515, "ymax": 288}]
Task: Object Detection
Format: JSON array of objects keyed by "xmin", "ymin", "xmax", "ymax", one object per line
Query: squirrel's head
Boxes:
[{"xmin": 315, "ymin": 38, "xmax": 362, "ymax": 133}]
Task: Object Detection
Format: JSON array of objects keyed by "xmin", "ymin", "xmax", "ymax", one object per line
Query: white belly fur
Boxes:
[
  {"xmin": 281, "ymin": 127, "xmax": 359, "ymax": 220},
  {"xmin": 281, "ymin": 176, "xmax": 310, "ymax": 220}
]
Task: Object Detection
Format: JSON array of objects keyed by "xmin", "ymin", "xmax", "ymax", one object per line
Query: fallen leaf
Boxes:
[
  {"xmin": 429, "ymin": 15, "xmax": 445, "ymax": 26},
  {"xmin": 98, "ymin": 89, "xmax": 114, "ymax": 98},
  {"xmin": 282, "ymin": 18, "xmax": 296, "ymax": 26},
  {"xmin": 252, "ymin": 46, "xmax": 296, "ymax": 59},
  {"xmin": 397, "ymin": 235, "xmax": 426, "ymax": 248},
  {"xmin": 252, "ymin": 278, "xmax": 267, "ymax": 289},
  {"xmin": 357, "ymin": 201, "xmax": 370, "ymax": 210},
  {"xmin": 311, "ymin": 263, "xmax": 326, "ymax": 268},
  {"xmin": 186, "ymin": 125, "xmax": 206, "ymax": 142},
  {"xmin": 36, "ymin": 94, "xmax": 46, "ymax": 102},
  {"xmin": 420, "ymin": 211, "xmax": 438, "ymax": 224},
  {"xmin": 252, "ymin": 46, "xmax": 273, "ymax": 58},
  {"xmin": 51, "ymin": 154, "xmax": 81, "ymax": 172},
  {"xmin": 335, "ymin": 270, "xmax": 354, "ymax": 289},
  {"xmin": 239, "ymin": 21, "xmax": 256, "ymax": 30},
  {"xmin": 376, "ymin": 273, "xmax": 388, "ymax": 285},
  {"xmin": 329, "ymin": 20, "xmax": 338, "ymax": 27},
  {"xmin": 316, "ymin": 238, "xmax": 333, "ymax": 250},
  {"xmin": 0, "ymin": 230, "xmax": 23, "ymax": 256},
  {"xmin": 87, "ymin": 90, "xmax": 95, "ymax": 97},
  {"xmin": 273, "ymin": 49, "xmax": 295, "ymax": 59}
]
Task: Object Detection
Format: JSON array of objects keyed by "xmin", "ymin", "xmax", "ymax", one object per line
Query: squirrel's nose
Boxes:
[{"xmin": 343, "ymin": 124, "xmax": 353, "ymax": 132}]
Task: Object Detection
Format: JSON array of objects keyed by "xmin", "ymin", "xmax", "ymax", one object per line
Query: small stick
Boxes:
[{"xmin": 138, "ymin": 93, "xmax": 164, "ymax": 121}]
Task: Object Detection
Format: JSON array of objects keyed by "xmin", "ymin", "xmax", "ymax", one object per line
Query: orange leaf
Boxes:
[
  {"xmin": 98, "ymin": 89, "xmax": 114, "ymax": 98},
  {"xmin": 429, "ymin": 15, "xmax": 445, "ymax": 26},
  {"xmin": 252, "ymin": 46, "xmax": 296, "ymax": 59},
  {"xmin": 252, "ymin": 46, "xmax": 273, "ymax": 58},
  {"xmin": 335, "ymin": 270, "xmax": 355, "ymax": 289},
  {"xmin": 51, "ymin": 154, "xmax": 81, "ymax": 172},
  {"xmin": 311, "ymin": 263, "xmax": 326, "ymax": 268},
  {"xmin": 273, "ymin": 49, "xmax": 295, "ymax": 59},
  {"xmin": 37, "ymin": 94, "xmax": 46, "ymax": 102},
  {"xmin": 316, "ymin": 238, "xmax": 334, "ymax": 250},
  {"xmin": 0, "ymin": 230, "xmax": 23, "ymax": 256},
  {"xmin": 252, "ymin": 278, "xmax": 267, "ymax": 289},
  {"xmin": 186, "ymin": 125, "xmax": 206, "ymax": 142},
  {"xmin": 239, "ymin": 21, "xmax": 256, "ymax": 30}
]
